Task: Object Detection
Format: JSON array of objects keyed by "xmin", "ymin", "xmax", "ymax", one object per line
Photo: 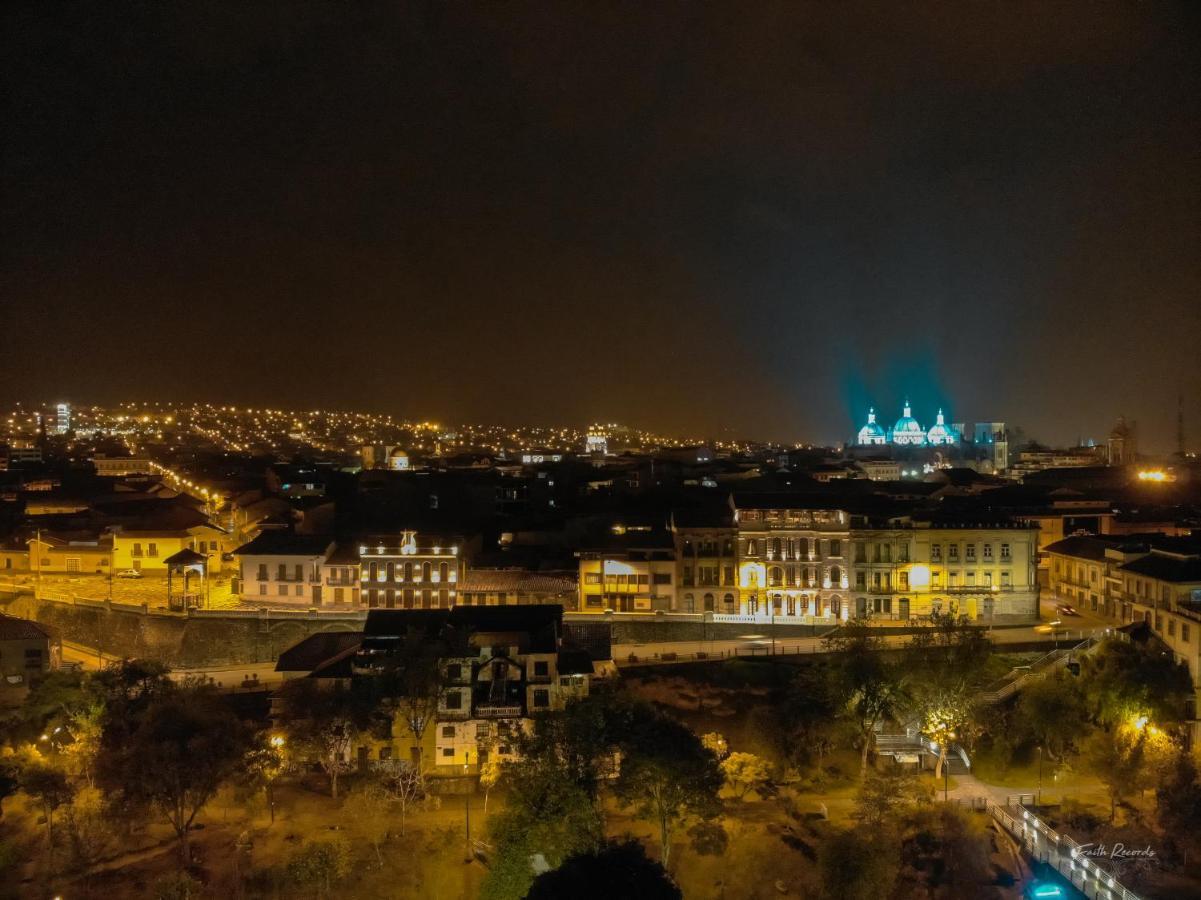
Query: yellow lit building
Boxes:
[{"xmin": 732, "ymin": 495, "xmax": 851, "ymax": 620}]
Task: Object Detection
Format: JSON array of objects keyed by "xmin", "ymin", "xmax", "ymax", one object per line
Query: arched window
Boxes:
[
  {"xmin": 683, "ymin": 593, "xmax": 695, "ymax": 612},
  {"xmin": 386, "ymin": 562, "xmax": 395, "ymax": 581},
  {"xmin": 723, "ymin": 593, "xmax": 735, "ymax": 611},
  {"xmin": 403, "ymin": 561, "xmax": 413, "ymax": 581},
  {"xmin": 703, "ymin": 593, "xmax": 715, "ymax": 612},
  {"xmin": 422, "ymin": 562, "xmax": 431, "ymax": 582},
  {"xmin": 439, "ymin": 561, "xmax": 449, "ymax": 583},
  {"xmin": 798, "ymin": 538, "xmax": 810, "ymax": 559},
  {"xmin": 768, "ymin": 566, "xmax": 784, "ymax": 587},
  {"xmin": 829, "ymin": 565, "xmax": 842, "ymax": 587},
  {"xmin": 770, "ymin": 538, "xmax": 782, "ymax": 557},
  {"xmin": 746, "ymin": 539, "xmax": 757, "ymax": 556}
]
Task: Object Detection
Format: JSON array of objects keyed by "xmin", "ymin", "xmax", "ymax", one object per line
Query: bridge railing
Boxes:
[{"xmin": 991, "ymin": 798, "xmax": 1142, "ymax": 900}]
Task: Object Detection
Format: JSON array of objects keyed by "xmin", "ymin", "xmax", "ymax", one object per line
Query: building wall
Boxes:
[
  {"xmin": 0, "ymin": 633, "xmax": 52, "ymax": 706},
  {"xmin": 737, "ymin": 507, "xmax": 851, "ymax": 619},
  {"xmin": 240, "ymin": 553, "xmax": 326, "ymax": 604},
  {"xmin": 578, "ymin": 554, "xmax": 676, "ymax": 613}
]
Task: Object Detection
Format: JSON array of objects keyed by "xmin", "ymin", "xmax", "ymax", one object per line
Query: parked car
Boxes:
[
  {"xmin": 116, "ymin": 569, "xmax": 143, "ymax": 579},
  {"xmin": 1056, "ymin": 604, "xmax": 1079, "ymax": 617}
]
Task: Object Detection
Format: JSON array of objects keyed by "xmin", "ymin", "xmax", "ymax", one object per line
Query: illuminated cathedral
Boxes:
[{"xmin": 857, "ymin": 401, "xmax": 962, "ymax": 447}]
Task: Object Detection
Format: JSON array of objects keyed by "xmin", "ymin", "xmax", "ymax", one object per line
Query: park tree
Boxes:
[
  {"xmin": 96, "ymin": 680, "xmax": 253, "ymax": 864},
  {"xmin": 277, "ymin": 678, "xmax": 373, "ymax": 799},
  {"xmin": 286, "ymin": 837, "xmax": 351, "ymax": 899},
  {"xmin": 721, "ymin": 752, "xmax": 772, "ymax": 799},
  {"xmin": 906, "ymin": 614, "xmax": 991, "ymax": 776},
  {"xmin": 1084, "ymin": 726, "xmax": 1147, "ymax": 823},
  {"xmin": 1082, "ymin": 637, "xmax": 1193, "ymax": 727},
  {"xmin": 479, "ymin": 753, "xmax": 503, "ymax": 815},
  {"xmin": 817, "ymin": 826, "xmax": 900, "ymax": 900},
  {"xmin": 701, "ymin": 732, "xmax": 729, "ymax": 759},
  {"xmin": 482, "ymin": 753, "xmax": 605, "ymax": 900},
  {"xmin": 1157, "ymin": 750, "xmax": 1201, "ymax": 867},
  {"xmin": 899, "ymin": 805, "xmax": 993, "ymax": 897},
  {"xmin": 826, "ymin": 617, "xmax": 906, "ymax": 776},
  {"xmin": 1016, "ymin": 671, "xmax": 1089, "ymax": 760},
  {"xmin": 0, "ymin": 759, "xmax": 18, "ymax": 819},
  {"xmin": 853, "ymin": 768, "xmax": 933, "ymax": 827},
  {"xmin": 63, "ymin": 785, "xmax": 110, "ymax": 871},
  {"xmin": 240, "ymin": 738, "xmax": 286, "ymax": 823},
  {"xmin": 612, "ymin": 705, "xmax": 723, "ymax": 868},
  {"xmin": 374, "ymin": 627, "xmax": 454, "ymax": 773},
  {"xmin": 21, "ymin": 761, "xmax": 74, "ymax": 846},
  {"xmin": 379, "ymin": 761, "xmax": 426, "ymax": 835},
  {"xmin": 525, "ymin": 839, "xmax": 682, "ymax": 900},
  {"xmin": 754, "ymin": 661, "xmax": 844, "ymax": 778}
]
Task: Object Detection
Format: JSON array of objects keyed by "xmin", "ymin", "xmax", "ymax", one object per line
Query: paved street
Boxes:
[
  {"xmin": 614, "ymin": 617, "xmax": 1110, "ymax": 665},
  {"xmin": 6, "ymin": 572, "xmax": 239, "ymax": 609}
]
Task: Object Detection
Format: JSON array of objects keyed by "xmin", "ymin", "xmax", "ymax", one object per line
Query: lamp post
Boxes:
[
  {"xmin": 464, "ymin": 751, "xmax": 472, "ymax": 863},
  {"xmin": 943, "ymin": 731, "xmax": 955, "ymax": 802},
  {"xmin": 1037, "ymin": 745, "xmax": 1043, "ymax": 808}
]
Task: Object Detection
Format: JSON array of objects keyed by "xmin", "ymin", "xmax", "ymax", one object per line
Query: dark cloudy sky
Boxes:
[{"xmin": 3, "ymin": 2, "xmax": 1199, "ymax": 449}]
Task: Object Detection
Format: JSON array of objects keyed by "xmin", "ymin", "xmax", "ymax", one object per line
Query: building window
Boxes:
[
  {"xmin": 24, "ymin": 648, "xmax": 43, "ymax": 666},
  {"xmin": 585, "ymin": 572, "xmax": 601, "ymax": 584},
  {"xmin": 442, "ymin": 748, "xmax": 454, "ymax": 758},
  {"xmin": 259, "ymin": 583, "xmax": 267, "ymax": 595},
  {"xmin": 653, "ymin": 573, "xmax": 671, "ymax": 585},
  {"xmin": 966, "ymin": 544, "xmax": 976, "ymax": 561},
  {"xmin": 445, "ymin": 692, "xmax": 462, "ymax": 710},
  {"xmin": 683, "ymin": 593, "xmax": 695, "ymax": 612},
  {"xmin": 1001, "ymin": 544, "xmax": 1011, "ymax": 560},
  {"xmin": 442, "ymin": 725, "xmax": 455, "ymax": 738},
  {"xmin": 533, "ymin": 689, "xmax": 550, "ymax": 708},
  {"xmin": 533, "ymin": 660, "xmax": 549, "ymax": 677},
  {"xmin": 949, "ymin": 545, "xmax": 959, "ymax": 561},
  {"xmin": 447, "ymin": 663, "xmax": 462, "ymax": 680},
  {"xmin": 147, "ymin": 543, "xmax": 158, "ymax": 558},
  {"xmin": 278, "ymin": 584, "xmax": 288, "ymax": 596},
  {"xmin": 931, "ymin": 544, "xmax": 941, "ymax": 562},
  {"xmin": 1168, "ymin": 619, "xmax": 1176, "ymax": 638},
  {"xmin": 257, "ymin": 564, "xmax": 267, "ymax": 580},
  {"xmin": 829, "ymin": 540, "xmax": 842, "ymax": 557},
  {"xmin": 133, "ymin": 543, "xmax": 143, "ymax": 558},
  {"xmin": 983, "ymin": 544, "xmax": 993, "ymax": 559},
  {"xmin": 1001, "ymin": 571, "xmax": 1011, "ymax": 587},
  {"xmin": 1183, "ymin": 624, "xmax": 1191, "ymax": 644}
]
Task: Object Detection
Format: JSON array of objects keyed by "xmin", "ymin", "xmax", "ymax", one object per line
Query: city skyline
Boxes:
[
  {"xmin": 0, "ymin": 396, "xmax": 1186, "ymax": 455},
  {"xmin": 2, "ymin": 3, "xmax": 1199, "ymax": 448}
]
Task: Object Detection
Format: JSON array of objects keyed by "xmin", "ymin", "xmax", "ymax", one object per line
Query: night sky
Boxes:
[{"xmin": 3, "ymin": 3, "xmax": 1199, "ymax": 448}]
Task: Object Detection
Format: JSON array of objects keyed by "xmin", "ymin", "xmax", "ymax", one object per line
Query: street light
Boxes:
[
  {"xmin": 1037, "ymin": 745, "xmax": 1043, "ymax": 808},
  {"xmin": 464, "ymin": 750, "xmax": 472, "ymax": 863}
]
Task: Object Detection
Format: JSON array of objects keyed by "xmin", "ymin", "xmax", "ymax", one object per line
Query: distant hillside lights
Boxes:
[{"xmin": 857, "ymin": 401, "xmax": 963, "ymax": 447}]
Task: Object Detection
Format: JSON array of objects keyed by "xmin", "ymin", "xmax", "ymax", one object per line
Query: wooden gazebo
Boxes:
[{"xmin": 165, "ymin": 547, "xmax": 208, "ymax": 610}]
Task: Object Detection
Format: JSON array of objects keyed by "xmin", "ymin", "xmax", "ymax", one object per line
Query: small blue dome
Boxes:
[{"xmin": 857, "ymin": 408, "xmax": 886, "ymax": 445}]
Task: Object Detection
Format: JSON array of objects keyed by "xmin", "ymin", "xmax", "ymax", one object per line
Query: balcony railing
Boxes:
[{"xmin": 474, "ymin": 704, "xmax": 522, "ymax": 718}]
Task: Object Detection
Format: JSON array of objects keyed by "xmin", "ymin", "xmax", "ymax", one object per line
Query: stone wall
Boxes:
[{"xmin": 0, "ymin": 591, "xmax": 363, "ymax": 668}]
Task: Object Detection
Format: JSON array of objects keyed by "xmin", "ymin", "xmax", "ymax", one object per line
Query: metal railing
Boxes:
[{"xmin": 991, "ymin": 800, "xmax": 1142, "ymax": 900}]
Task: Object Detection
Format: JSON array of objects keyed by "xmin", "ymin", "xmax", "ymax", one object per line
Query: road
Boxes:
[
  {"xmin": 614, "ymin": 616, "xmax": 1113, "ymax": 665},
  {"xmin": 2, "ymin": 573, "xmax": 240, "ymax": 608},
  {"xmin": 61, "ymin": 639, "xmax": 284, "ymax": 689}
]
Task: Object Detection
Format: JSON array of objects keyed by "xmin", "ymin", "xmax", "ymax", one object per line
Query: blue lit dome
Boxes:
[
  {"xmin": 892, "ymin": 401, "xmax": 926, "ymax": 445},
  {"xmin": 926, "ymin": 408, "xmax": 961, "ymax": 445},
  {"xmin": 857, "ymin": 407, "xmax": 887, "ymax": 445}
]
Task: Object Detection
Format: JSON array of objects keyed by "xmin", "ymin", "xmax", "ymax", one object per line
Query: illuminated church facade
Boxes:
[{"xmin": 857, "ymin": 402, "xmax": 963, "ymax": 447}]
